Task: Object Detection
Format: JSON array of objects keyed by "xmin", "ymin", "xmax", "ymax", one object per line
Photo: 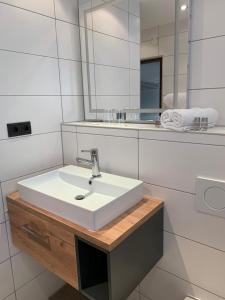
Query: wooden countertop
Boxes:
[{"xmin": 7, "ymin": 192, "xmax": 163, "ymax": 252}]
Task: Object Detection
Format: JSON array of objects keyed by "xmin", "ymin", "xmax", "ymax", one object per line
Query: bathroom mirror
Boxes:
[{"xmin": 79, "ymin": 0, "xmax": 190, "ymax": 121}]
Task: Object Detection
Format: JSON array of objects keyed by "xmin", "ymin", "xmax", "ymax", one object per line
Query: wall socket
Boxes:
[{"xmin": 7, "ymin": 121, "xmax": 32, "ymax": 137}]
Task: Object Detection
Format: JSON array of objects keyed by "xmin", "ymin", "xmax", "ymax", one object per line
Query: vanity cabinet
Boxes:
[{"xmin": 7, "ymin": 193, "xmax": 163, "ymax": 300}]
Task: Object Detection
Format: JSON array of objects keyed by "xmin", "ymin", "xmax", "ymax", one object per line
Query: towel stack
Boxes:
[{"xmin": 160, "ymin": 108, "xmax": 218, "ymax": 131}]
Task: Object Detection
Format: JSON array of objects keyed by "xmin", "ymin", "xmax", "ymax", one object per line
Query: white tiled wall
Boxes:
[
  {"xmin": 62, "ymin": 124, "xmax": 225, "ymax": 300},
  {"xmin": 0, "ymin": 0, "xmax": 84, "ymax": 299},
  {"xmin": 80, "ymin": 0, "xmax": 141, "ymax": 117},
  {"xmin": 189, "ymin": 0, "xmax": 225, "ymax": 126},
  {"xmin": 141, "ymin": 19, "xmax": 189, "ymax": 99}
]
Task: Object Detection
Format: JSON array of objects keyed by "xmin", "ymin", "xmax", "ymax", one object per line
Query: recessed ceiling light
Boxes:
[{"xmin": 180, "ymin": 4, "xmax": 187, "ymax": 11}]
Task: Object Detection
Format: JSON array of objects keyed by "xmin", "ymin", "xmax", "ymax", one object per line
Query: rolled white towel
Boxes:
[
  {"xmin": 160, "ymin": 109, "xmax": 173, "ymax": 124},
  {"xmin": 171, "ymin": 108, "xmax": 218, "ymax": 128}
]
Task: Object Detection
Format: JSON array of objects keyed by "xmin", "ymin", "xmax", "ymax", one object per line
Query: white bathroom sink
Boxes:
[{"xmin": 18, "ymin": 165, "xmax": 143, "ymax": 231}]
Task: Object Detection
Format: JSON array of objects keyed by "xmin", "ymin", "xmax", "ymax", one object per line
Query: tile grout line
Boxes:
[
  {"xmin": 52, "ymin": 0, "xmax": 65, "ymax": 167},
  {"xmin": 156, "ymin": 266, "xmax": 225, "ymax": 300}
]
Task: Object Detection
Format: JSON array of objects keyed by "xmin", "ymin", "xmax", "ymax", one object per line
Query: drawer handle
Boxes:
[{"xmin": 21, "ymin": 224, "xmax": 51, "ymax": 250}]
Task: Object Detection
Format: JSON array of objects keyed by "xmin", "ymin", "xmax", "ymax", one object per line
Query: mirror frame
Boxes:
[{"xmin": 82, "ymin": 0, "xmax": 191, "ymax": 115}]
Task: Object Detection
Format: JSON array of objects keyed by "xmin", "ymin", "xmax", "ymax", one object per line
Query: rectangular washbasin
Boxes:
[{"xmin": 18, "ymin": 166, "xmax": 143, "ymax": 231}]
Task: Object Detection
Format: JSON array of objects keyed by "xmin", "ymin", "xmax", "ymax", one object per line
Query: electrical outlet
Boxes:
[
  {"xmin": 7, "ymin": 122, "xmax": 32, "ymax": 137},
  {"xmin": 20, "ymin": 122, "xmax": 32, "ymax": 135}
]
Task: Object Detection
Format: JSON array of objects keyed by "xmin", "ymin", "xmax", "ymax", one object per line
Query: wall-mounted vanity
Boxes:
[{"xmin": 7, "ymin": 166, "xmax": 163, "ymax": 300}]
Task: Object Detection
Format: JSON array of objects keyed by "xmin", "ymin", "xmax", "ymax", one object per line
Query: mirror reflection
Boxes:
[{"xmin": 79, "ymin": 0, "xmax": 190, "ymax": 122}]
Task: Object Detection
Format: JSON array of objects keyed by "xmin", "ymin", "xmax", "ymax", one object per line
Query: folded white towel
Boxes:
[
  {"xmin": 161, "ymin": 109, "xmax": 173, "ymax": 124},
  {"xmin": 161, "ymin": 108, "xmax": 218, "ymax": 131}
]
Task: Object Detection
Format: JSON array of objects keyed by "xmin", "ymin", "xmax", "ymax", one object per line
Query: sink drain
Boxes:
[{"xmin": 75, "ymin": 195, "xmax": 85, "ymax": 200}]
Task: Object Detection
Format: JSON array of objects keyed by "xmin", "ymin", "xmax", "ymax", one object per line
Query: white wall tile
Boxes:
[
  {"xmin": 61, "ymin": 125, "xmax": 77, "ymax": 133},
  {"xmin": 62, "ymin": 96, "xmax": 84, "ymax": 122},
  {"xmin": 114, "ymin": 0, "xmax": 129, "ymax": 11},
  {"xmin": 84, "ymin": 95, "xmax": 97, "ymax": 120},
  {"xmin": 141, "ymin": 39, "xmax": 158, "ymax": 59},
  {"xmin": 140, "ymin": 267, "xmax": 223, "ymax": 300},
  {"xmin": 93, "ymin": 31, "xmax": 129, "ymax": 68},
  {"xmin": 0, "ymin": 191, "xmax": 5, "ymax": 224},
  {"xmin": 159, "ymin": 232, "xmax": 225, "ymax": 298},
  {"xmin": 129, "ymin": 0, "xmax": 140, "ymax": 17},
  {"xmin": 129, "ymin": 42, "xmax": 140, "ymax": 70},
  {"xmin": 129, "ymin": 14, "xmax": 140, "ymax": 43},
  {"xmin": 189, "ymin": 89, "xmax": 225, "ymax": 126},
  {"xmin": 2, "ymin": 0, "xmax": 55, "ymax": 17},
  {"xmin": 82, "ymin": 63, "xmax": 96, "ymax": 96},
  {"xmin": 139, "ymin": 138, "xmax": 225, "ymax": 193},
  {"xmin": 179, "ymin": 32, "xmax": 189, "ymax": 54},
  {"xmin": 0, "ymin": 132, "xmax": 62, "ymax": 181},
  {"xmin": 139, "ymin": 128, "xmax": 225, "ymax": 146},
  {"xmin": 191, "ymin": 0, "xmax": 225, "ymax": 41},
  {"xmin": 95, "ymin": 65, "xmax": 129, "ymax": 95},
  {"xmin": 159, "ymin": 36, "xmax": 174, "ymax": 56},
  {"xmin": 80, "ymin": 27, "xmax": 94, "ymax": 63},
  {"xmin": 190, "ymin": 36, "xmax": 225, "ymax": 89},
  {"xmin": 144, "ymin": 183, "xmax": 225, "ymax": 253},
  {"xmin": 0, "ymin": 51, "xmax": 60, "ymax": 95},
  {"xmin": 130, "ymin": 69, "xmax": 140, "ymax": 95},
  {"xmin": 96, "ymin": 95, "xmax": 130, "ymax": 110},
  {"xmin": 16, "ymin": 271, "xmax": 64, "ymax": 300},
  {"xmin": 76, "ymin": 126, "xmax": 138, "ymax": 138},
  {"xmin": 158, "ymin": 22, "xmax": 175, "ymax": 38},
  {"xmin": 127, "ymin": 289, "xmax": 139, "ymax": 300},
  {"xmin": 0, "ymin": 96, "xmax": 62, "ymax": 140},
  {"xmin": 130, "ymin": 96, "xmax": 140, "ymax": 109},
  {"xmin": 163, "ymin": 75, "xmax": 173, "ymax": 96},
  {"xmin": 5, "ymin": 294, "xmax": 16, "ymax": 300},
  {"xmin": 79, "ymin": 0, "xmax": 92, "ymax": 29},
  {"xmin": 54, "ymin": 0, "xmax": 79, "ymax": 25},
  {"xmin": 6, "ymin": 221, "xmax": 20, "ymax": 257},
  {"xmin": 141, "ymin": 27, "xmax": 158, "ymax": 42},
  {"xmin": 56, "ymin": 21, "xmax": 81, "ymax": 61},
  {"xmin": 77, "ymin": 133, "xmax": 138, "ymax": 178},
  {"xmin": 0, "ymin": 4, "xmax": 57, "ymax": 57},
  {"xmin": 12, "ymin": 252, "xmax": 44, "ymax": 289},
  {"xmin": 62, "ymin": 132, "xmax": 77, "ymax": 164},
  {"xmin": 0, "ymin": 223, "xmax": 10, "ymax": 263},
  {"xmin": 59, "ymin": 60, "xmax": 83, "ymax": 95},
  {"xmin": 0, "ymin": 260, "xmax": 14, "ymax": 300},
  {"xmin": 93, "ymin": 5, "xmax": 129, "ymax": 40}
]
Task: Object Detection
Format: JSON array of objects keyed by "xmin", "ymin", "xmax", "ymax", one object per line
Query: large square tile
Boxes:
[
  {"xmin": 11, "ymin": 252, "xmax": 44, "ymax": 289},
  {"xmin": 0, "ymin": 260, "xmax": 14, "ymax": 300},
  {"xmin": 0, "ymin": 51, "xmax": 60, "ymax": 95},
  {"xmin": 95, "ymin": 65, "xmax": 129, "ymax": 96},
  {"xmin": 0, "ymin": 132, "xmax": 63, "ymax": 181},
  {"xmin": 0, "ymin": 4, "xmax": 57, "ymax": 57},
  {"xmin": 56, "ymin": 21, "xmax": 81, "ymax": 61},
  {"xmin": 54, "ymin": 0, "xmax": 79, "ymax": 25},
  {"xmin": 59, "ymin": 60, "xmax": 83, "ymax": 95},
  {"xmin": 2, "ymin": 0, "xmax": 54, "ymax": 17},
  {"xmin": 0, "ymin": 96, "xmax": 62, "ymax": 140},
  {"xmin": 93, "ymin": 31, "xmax": 129, "ymax": 68}
]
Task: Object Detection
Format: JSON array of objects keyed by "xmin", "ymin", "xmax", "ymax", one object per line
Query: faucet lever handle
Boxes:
[{"xmin": 81, "ymin": 148, "xmax": 98, "ymax": 154}]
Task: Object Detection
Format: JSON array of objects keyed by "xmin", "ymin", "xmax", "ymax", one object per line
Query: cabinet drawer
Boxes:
[{"xmin": 8, "ymin": 203, "xmax": 78, "ymax": 289}]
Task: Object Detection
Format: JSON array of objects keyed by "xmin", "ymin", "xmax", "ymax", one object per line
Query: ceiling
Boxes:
[{"xmin": 140, "ymin": 0, "xmax": 188, "ymax": 30}]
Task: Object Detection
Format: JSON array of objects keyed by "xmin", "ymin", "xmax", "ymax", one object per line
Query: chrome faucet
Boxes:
[{"xmin": 76, "ymin": 148, "xmax": 101, "ymax": 178}]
